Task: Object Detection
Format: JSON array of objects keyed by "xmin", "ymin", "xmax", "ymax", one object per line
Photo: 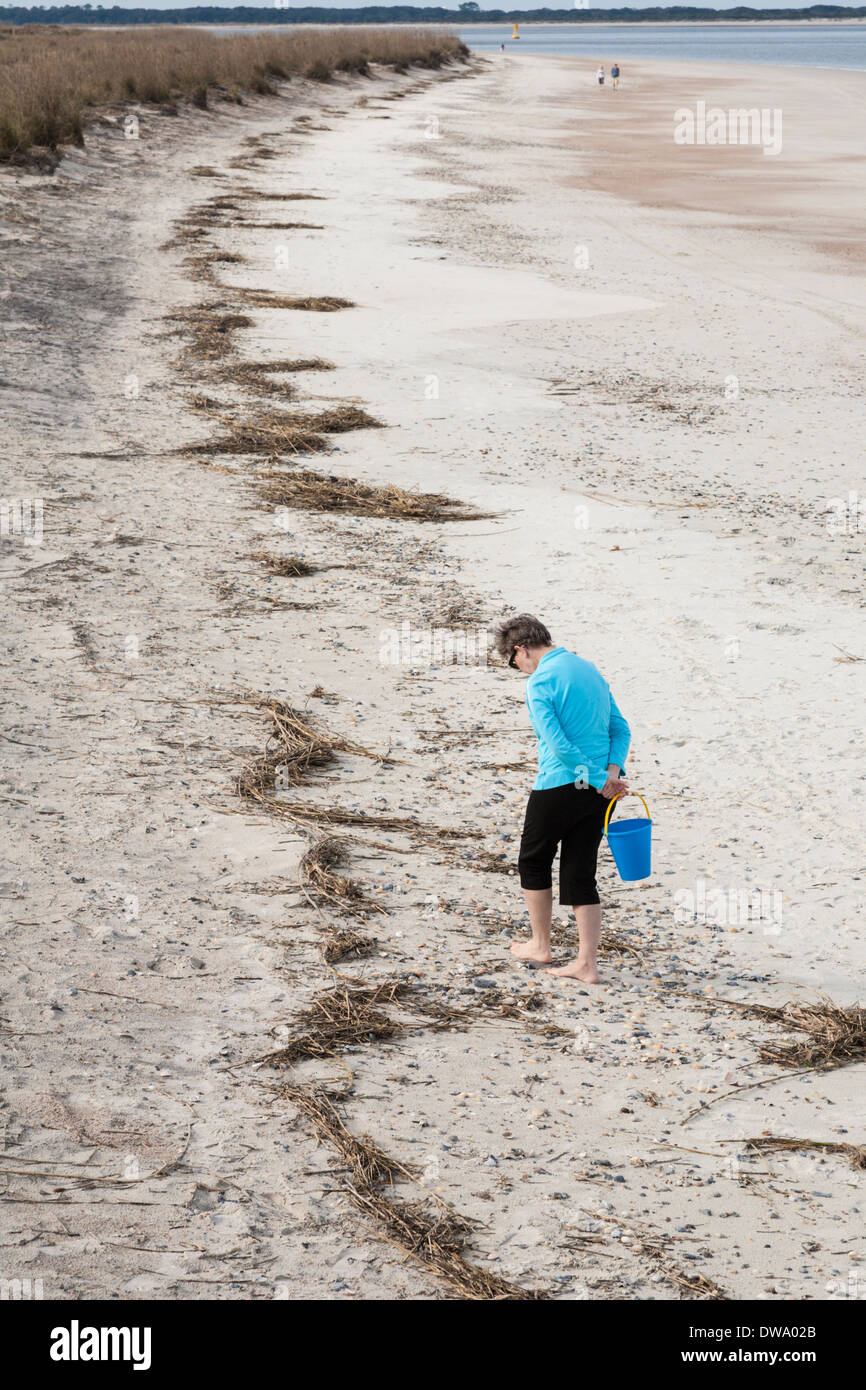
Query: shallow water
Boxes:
[
  {"xmin": 204, "ymin": 21, "xmax": 866, "ymax": 73},
  {"xmin": 460, "ymin": 21, "xmax": 866, "ymax": 70}
]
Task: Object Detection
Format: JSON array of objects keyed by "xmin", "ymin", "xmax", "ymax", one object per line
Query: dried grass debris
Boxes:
[
  {"xmin": 259, "ymin": 467, "xmax": 487, "ymax": 523},
  {"xmin": 299, "ymin": 836, "xmax": 386, "ymax": 919}
]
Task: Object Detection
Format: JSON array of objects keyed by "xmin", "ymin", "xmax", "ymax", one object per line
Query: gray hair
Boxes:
[{"xmin": 491, "ymin": 613, "xmax": 553, "ymax": 661}]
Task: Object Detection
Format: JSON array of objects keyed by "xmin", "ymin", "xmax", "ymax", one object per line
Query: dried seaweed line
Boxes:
[
  {"xmin": 283, "ymin": 1084, "xmax": 410, "ymax": 1187},
  {"xmin": 234, "ymin": 696, "xmax": 379, "ymax": 806},
  {"xmin": 736, "ymin": 1136, "xmax": 866, "ymax": 1170},
  {"xmin": 284, "ymin": 1085, "xmax": 543, "ymax": 1301},
  {"xmin": 255, "ymin": 976, "xmax": 565, "ymax": 1071},
  {"xmin": 255, "ymin": 979, "xmax": 414, "ymax": 1067},
  {"xmin": 240, "ymin": 794, "xmax": 471, "ymax": 845},
  {"xmin": 299, "ymin": 836, "xmax": 386, "ymax": 920},
  {"xmin": 711, "ymin": 996, "xmax": 866, "ymax": 1072},
  {"xmin": 322, "ymin": 926, "xmax": 376, "ymax": 964},
  {"xmin": 232, "ymin": 695, "xmax": 478, "ymax": 852},
  {"xmin": 184, "ymin": 404, "xmax": 382, "ymax": 458},
  {"xmin": 586, "ymin": 1211, "xmax": 728, "ymax": 1301},
  {"xmin": 259, "ymin": 467, "xmax": 489, "ymax": 524}
]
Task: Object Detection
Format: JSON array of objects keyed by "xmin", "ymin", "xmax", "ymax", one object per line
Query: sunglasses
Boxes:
[{"xmin": 508, "ymin": 645, "xmax": 522, "ymax": 670}]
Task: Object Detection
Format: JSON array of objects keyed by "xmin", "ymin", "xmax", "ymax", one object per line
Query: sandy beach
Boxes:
[{"xmin": 1, "ymin": 49, "xmax": 864, "ymax": 1302}]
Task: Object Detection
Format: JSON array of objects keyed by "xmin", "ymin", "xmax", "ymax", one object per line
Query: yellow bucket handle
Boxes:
[{"xmin": 604, "ymin": 791, "xmax": 651, "ymax": 837}]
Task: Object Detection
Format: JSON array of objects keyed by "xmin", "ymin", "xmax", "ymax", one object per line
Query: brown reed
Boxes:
[{"xmin": 0, "ymin": 26, "xmax": 468, "ymax": 160}]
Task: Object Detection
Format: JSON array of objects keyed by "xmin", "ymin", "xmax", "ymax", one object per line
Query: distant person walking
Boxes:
[
  {"xmin": 611, "ymin": 62, "xmax": 620, "ymax": 89},
  {"xmin": 493, "ymin": 615, "xmax": 631, "ymax": 984},
  {"xmin": 596, "ymin": 65, "xmax": 605, "ymax": 86}
]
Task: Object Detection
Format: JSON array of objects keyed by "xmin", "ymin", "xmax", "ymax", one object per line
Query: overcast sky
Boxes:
[{"xmin": 22, "ymin": 1, "xmax": 863, "ymax": 9}]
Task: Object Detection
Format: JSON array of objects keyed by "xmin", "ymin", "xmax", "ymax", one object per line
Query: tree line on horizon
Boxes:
[{"xmin": 2, "ymin": 4, "xmax": 865, "ymax": 25}]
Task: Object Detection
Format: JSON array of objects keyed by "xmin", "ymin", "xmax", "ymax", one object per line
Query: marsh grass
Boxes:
[{"xmin": 0, "ymin": 25, "xmax": 468, "ymax": 160}]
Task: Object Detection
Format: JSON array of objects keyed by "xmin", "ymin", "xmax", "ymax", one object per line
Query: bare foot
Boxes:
[
  {"xmin": 510, "ymin": 940, "xmax": 551, "ymax": 964},
  {"xmin": 544, "ymin": 960, "xmax": 601, "ymax": 984}
]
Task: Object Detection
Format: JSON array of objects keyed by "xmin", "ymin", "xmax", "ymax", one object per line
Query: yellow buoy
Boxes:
[{"xmin": 512, "ymin": 23, "xmax": 520, "ymax": 39}]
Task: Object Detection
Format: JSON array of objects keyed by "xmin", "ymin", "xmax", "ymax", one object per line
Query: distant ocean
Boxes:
[{"xmin": 458, "ymin": 22, "xmax": 866, "ymax": 70}]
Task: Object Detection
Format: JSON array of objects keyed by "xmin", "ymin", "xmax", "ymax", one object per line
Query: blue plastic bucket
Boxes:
[{"xmin": 604, "ymin": 793, "xmax": 652, "ymax": 882}]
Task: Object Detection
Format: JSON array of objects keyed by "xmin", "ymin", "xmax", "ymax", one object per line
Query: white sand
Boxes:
[{"xmin": 0, "ymin": 54, "xmax": 863, "ymax": 1300}]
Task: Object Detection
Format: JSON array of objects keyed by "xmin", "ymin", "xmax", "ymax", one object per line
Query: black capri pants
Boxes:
[{"xmin": 518, "ymin": 783, "xmax": 614, "ymax": 906}]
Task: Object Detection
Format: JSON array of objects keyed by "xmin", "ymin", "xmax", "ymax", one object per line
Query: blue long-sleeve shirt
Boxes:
[{"xmin": 525, "ymin": 647, "xmax": 631, "ymax": 792}]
